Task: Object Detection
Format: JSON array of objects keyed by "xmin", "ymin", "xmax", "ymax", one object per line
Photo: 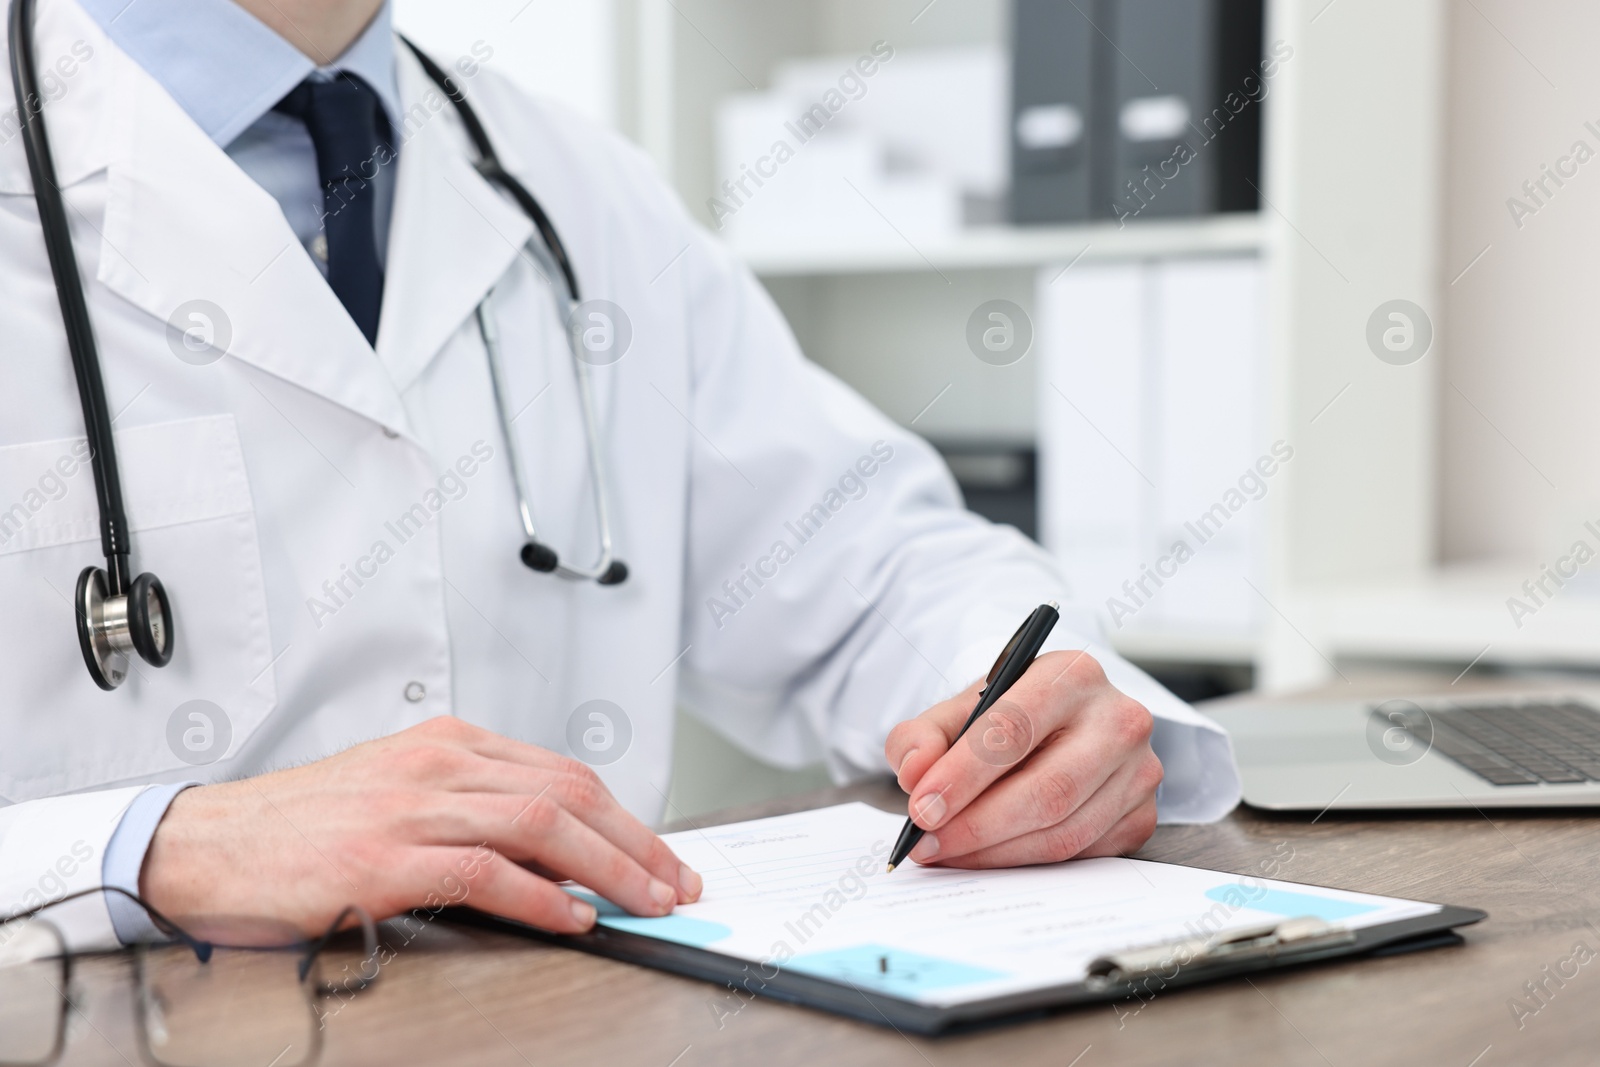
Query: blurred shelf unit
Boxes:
[
  {"xmin": 1103, "ymin": 626, "xmax": 1262, "ymax": 667},
  {"xmin": 615, "ymin": 0, "xmax": 1477, "ymax": 689},
  {"xmin": 737, "ymin": 213, "xmax": 1266, "ymax": 277},
  {"xmin": 1285, "ymin": 563, "xmax": 1600, "ymax": 673}
]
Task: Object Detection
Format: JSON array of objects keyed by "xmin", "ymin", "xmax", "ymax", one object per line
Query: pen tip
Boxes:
[{"xmin": 885, "ymin": 863, "xmax": 896, "ymax": 873}]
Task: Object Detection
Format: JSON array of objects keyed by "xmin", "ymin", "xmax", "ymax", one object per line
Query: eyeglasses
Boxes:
[{"xmin": 0, "ymin": 886, "xmax": 379, "ymax": 1067}]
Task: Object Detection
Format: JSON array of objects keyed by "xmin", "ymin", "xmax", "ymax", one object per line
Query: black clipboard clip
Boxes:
[{"xmin": 1085, "ymin": 916, "xmax": 1357, "ymax": 990}]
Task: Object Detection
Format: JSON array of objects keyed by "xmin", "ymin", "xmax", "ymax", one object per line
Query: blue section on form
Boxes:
[
  {"xmin": 568, "ymin": 891, "xmax": 734, "ymax": 947},
  {"xmin": 1204, "ymin": 885, "xmax": 1381, "ymax": 922},
  {"xmin": 784, "ymin": 943, "xmax": 1007, "ymax": 998}
]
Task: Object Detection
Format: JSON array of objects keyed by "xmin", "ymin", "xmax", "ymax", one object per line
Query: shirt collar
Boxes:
[{"xmin": 76, "ymin": 0, "xmax": 401, "ymax": 147}]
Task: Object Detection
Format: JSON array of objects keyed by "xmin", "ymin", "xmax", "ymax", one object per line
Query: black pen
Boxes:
[{"xmin": 887, "ymin": 601, "xmax": 1060, "ymax": 873}]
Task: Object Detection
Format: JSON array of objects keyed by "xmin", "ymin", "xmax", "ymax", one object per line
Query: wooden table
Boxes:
[{"xmin": 51, "ymin": 702, "xmax": 1600, "ymax": 1066}]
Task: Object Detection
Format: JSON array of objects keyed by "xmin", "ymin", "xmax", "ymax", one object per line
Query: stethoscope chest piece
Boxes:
[
  {"xmin": 13, "ymin": 0, "xmax": 181, "ymax": 690},
  {"xmin": 75, "ymin": 567, "xmax": 173, "ymax": 691}
]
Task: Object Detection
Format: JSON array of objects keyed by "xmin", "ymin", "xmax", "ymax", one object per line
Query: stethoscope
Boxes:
[{"xmin": 8, "ymin": 0, "xmax": 626, "ymax": 691}]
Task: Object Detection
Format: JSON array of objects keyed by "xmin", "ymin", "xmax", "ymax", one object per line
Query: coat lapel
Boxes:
[
  {"xmin": 0, "ymin": 0, "xmax": 118, "ymax": 194},
  {"xmin": 96, "ymin": 56, "xmax": 413, "ymax": 435},
  {"xmin": 375, "ymin": 47, "xmax": 535, "ymax": 393},
  {"xmin": 27, "ymin": 7, "xmax": 532, "ymax": 434}
]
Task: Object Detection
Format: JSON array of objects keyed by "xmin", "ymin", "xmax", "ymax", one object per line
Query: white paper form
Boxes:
[{"xmin": 573, "ymin": 803, "xmax": 1443, "ymax": 1008}]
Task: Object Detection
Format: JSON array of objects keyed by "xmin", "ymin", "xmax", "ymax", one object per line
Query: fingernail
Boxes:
[
  {"xmin": 679, "ymin": 864, "xmax": 703, "ymax": 902},
  {"xmin": 570, "ymin": 898, "xmax": 596, "ymax": 928},
  {"xmin": 650, "ymin": 878, "xmax": 677, "ymax": 912},
  {"xmin": 912, "ymin": 790, "xmax": 946, "ymax": 828},
  {"xmin": 897, "ymin": 748, "xmax": 919, "ymax": 775},
  {"xmin": 910, "ymin": 833, "xmax": 940, "ymax": 863}
]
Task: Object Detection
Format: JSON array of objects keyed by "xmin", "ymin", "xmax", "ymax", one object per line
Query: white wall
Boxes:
[
  {"xmin": 1262, "ymin": 0, "xmax": 1444, "ymax": 591},
  {"xmin": 392, "ymin": 0, "xmax": 617, "ymax": 126},
  {"xmin": 1441, "ymin": 0, "xmax": 1600, "ymax": 564}
]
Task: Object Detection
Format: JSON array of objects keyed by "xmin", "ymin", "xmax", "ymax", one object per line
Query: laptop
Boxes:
[{"xmin": 1206, "ymin": 691, "xmax": 1600, "ymax": 810}]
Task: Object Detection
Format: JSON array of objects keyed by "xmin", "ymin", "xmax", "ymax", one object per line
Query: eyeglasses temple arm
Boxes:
[{"xmin": 2, "ymin": 884, "xmax": 214, "ymax": 962}]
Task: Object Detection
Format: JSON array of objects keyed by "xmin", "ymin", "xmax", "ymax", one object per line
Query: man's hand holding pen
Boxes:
[{"xmin": 885, "ymin": 646, "xmax": 1164, "ymax": 870}]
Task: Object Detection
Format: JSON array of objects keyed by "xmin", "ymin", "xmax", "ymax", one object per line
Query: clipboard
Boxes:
[
  {"xmin": 449, "ymin": 884, "xmax": 1483, "ymax": 1034},
  {"xmin": 438, "ymin": 809, "xmax": 1484, "ymax": 1036}
]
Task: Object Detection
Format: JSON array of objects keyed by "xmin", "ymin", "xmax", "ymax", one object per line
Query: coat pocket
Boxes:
[{"xmin": 0, "ymin": 415, "xmax": 276, "ymax": 800}]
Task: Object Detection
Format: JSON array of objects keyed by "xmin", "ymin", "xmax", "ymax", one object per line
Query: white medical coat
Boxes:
[{"xmin": 0, "ymin": 0, "xmax": 1239, "ymax": 949}]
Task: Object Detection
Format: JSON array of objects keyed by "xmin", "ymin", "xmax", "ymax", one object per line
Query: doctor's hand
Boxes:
[
  {"xmin": 140, "ymin": 717, "xmax": 701, "ymax": 936},
  {"xmin": 885, "ymin": 650, "xmax": 1163, "ymax": 869}
]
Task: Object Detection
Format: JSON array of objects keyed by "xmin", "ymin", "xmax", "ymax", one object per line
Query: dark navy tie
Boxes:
[{"xmin": 274, "ymin": 73, "xmax": 392, "ymax": 346}]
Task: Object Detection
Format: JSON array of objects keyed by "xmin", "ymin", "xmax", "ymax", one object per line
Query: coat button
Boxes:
[
  {"xmin": 310, "ymin": 233, "xmax": 329, "ymax": 263},
  {"xmin": 404, "ymin": 681, "xmax": 426, "ymax": 703}
]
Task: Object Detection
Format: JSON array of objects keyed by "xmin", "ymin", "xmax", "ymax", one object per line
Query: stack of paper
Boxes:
[
  {"xmin": 712, "ymin": 46, "xmax": 1007, "ymax": 250},
  {"xmin": 570, "ymin": 803, "xmax": 1440, "ymax": 1010}
]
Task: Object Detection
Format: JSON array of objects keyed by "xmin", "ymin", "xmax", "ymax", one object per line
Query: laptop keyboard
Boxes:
[{"xmin": 1377, "ymin": 701, "xmax": 1600, "ymax": 786}]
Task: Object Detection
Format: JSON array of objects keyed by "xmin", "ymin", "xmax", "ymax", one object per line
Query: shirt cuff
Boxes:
[{"xmin": 102, "ymin": 782, "xmax": 197, "ymax": 944}]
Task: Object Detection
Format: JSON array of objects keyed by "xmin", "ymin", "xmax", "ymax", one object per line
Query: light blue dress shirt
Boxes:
[
  {"xmin": 75, "ymin": 0, "xmax": 404, "ymax": 942},
  {"xmin": 80, "ymin": 0, "xmax": 402, "ymax": 272}
]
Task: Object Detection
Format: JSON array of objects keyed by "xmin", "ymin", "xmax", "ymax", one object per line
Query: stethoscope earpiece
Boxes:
[
  {"xmin": 520, "ymin": 541, "xmax": 559, "ymax": 573},
  {"xmin": 75, "ymin": 566, "xmax": 174, "ymax": 691},
  {"xmin": 519, "ymin": 540, "xmax": 629, "ymax": 586}
]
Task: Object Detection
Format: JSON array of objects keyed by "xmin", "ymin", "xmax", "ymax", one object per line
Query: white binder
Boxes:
[{"xmin": 1037, "ymin": 255, "xmax": 1266, "ymax": 640}]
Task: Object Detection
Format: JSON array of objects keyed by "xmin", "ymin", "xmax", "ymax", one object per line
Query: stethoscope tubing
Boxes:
[
  {"xmin": 9, "ymin": 0, "xmax": 133, "ymax": 595},
  {"xmin": 9, "ymin": 4, "xmax": 629, "ymax": 690},
  {"xmin": 409, "ymin": 37, "xmax": 626, "ymax": 585}
]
